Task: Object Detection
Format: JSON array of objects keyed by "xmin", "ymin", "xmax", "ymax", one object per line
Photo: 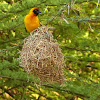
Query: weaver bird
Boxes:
[{"xmin": 24, "ymin": 8, "xmax": 41, "ymax": 32}]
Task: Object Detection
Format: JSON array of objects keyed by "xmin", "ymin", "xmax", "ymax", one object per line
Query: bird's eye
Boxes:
[{"xmin": 33, "ymin": 9, "xmax": 41, "ymax": 16}]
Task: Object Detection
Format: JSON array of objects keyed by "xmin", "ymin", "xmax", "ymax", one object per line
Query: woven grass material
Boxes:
[{"xmin": 19, "ymin": 26, "xmax": 64, "ymax": 84}]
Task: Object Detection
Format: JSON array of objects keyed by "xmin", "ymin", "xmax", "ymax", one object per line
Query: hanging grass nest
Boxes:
[{"xmin": 19, "ymin": 26, "xmax": 64, "ymax": 84}]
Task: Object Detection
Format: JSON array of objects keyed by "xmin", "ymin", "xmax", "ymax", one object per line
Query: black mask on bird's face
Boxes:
[{"xmin": 33, "ymin": 9, "xmax": 41, "ymax": 16}]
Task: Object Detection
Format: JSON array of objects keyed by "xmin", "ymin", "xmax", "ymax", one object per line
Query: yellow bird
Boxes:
[{"xmin": 24, "ymin": 8, "xmax": 41, "ymax": 32}]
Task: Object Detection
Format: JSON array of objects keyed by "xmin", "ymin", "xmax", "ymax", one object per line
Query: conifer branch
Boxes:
[
  {"xmin": 20, "ymin": 84, "xmax": 26, "ymax": 100},
  {"xmin": 0, "ymin": 75, "xmax": 35, "ymax": 84},
  {"xmin": 61, "ymin": 45, "xmax": 100, "ymax": 53},
  {"xmin": 0, "ymin": 75, "xmax": 91, "ymax": 99},
  {"xmin": 0, "ymin": 86, "xmax": 14, "ymax": 98},
  {"xmin": 0, "ymin": 42, "xmax": 23, "ymax": 53},
  {"xmin": 0, "ymin": 37, "xmax": 24, "ymax": 44},
  {"xmin": 45, "ymin": 4, "xmax": 68, "ymax": 25},
  {"xmin": 79, "ymin": 59, "xmax": 100, "ymax": 62},
  {"xmin": 73, "ymin": 8, "xmax": 93, "ymax": 15},
  {"xmin": 0, "ymin": 22, "xmax": 24, "ymax": 32},
  {"xmin": 65, "ymin": 16, "xmax": 100, "ymax": 22},
  {"xmin": 28, "ymin": 87, "xmax": 52, "ymax": 100},
  {"xmin": 0, "ymin": 1, "xmax": 46, "ymax": 14},
  {"xmin": 75, "ymin": 0, "xmax": 96, "ymax": 3},
  {"xmin": 0, "ymin": 44, "xmax": 100, "ymax": 54},
  {"xmin": 66, "ymin": 59, "xmax": 100, "ymax": 63},
  {"xmin": 45, "ymin": 4, "xmax": 67, "ymax": 6},
  {"xmin": 42, "ymin": 84, "xmax": 90, "ymax": 99},
  {"xmin": 72, "ymin": 9, "xmax": 100, "ymax": 33},
  {"xmin": 0, "ymin": 15, "xmax": 11, "ymax": 20}
]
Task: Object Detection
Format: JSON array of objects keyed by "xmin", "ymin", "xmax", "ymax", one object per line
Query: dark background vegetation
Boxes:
[{"xmin": 0, "ymin": 0, "xmax": 100, "ymax": 100}]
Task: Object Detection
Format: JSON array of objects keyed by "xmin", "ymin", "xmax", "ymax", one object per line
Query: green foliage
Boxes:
[{"xmin": 0, "ymin": 0, "xmax": 100, "ymax": 100}]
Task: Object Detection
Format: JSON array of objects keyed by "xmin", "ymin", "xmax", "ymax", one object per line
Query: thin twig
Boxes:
[
  {"xmin": 72, "ymin": 9, "xmax": 100, "ymax": 33},
  {"xmin": 45, "ymin": 4, "xmax": 68, "ymax": 25},
  {"xmin": 96, "ymin": 0, "xmax": 99, "ymax": 8}
]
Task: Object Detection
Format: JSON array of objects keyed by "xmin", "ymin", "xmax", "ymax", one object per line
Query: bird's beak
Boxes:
[{"xmin": 38, "ymin": 10, "xmax": 41, "ymax": 14}]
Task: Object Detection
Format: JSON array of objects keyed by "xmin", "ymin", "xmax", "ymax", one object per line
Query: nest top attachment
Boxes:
[{"xmin": 19, "ymin": 26, "xmax": 64, "ymax": 84}]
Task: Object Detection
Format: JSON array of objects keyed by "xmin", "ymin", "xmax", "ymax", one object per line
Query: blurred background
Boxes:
[{"xmin": 0, "ymin": 0, "xmax": 100, "ymax": 100}]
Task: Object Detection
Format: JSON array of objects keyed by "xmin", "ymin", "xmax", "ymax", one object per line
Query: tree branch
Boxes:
[
  {"xmin": 61, "ymin": 45, "xmax": 100, "ymax": 53},
  {"xmin": 0, "ymin": 1, "xmax": 46, "ymax": 14},
  {"xmin": 0, "ymin": 86, "xmax": 14, "ymax": 98},
  {"xmin": 28, "ymin": 87, "xmax": 52, "ymax": 100},
  {"xmin": 0, "ymin": 22, "xmax": 24, "ymax": 32},
  {"xmin": 0, "ymin": 75, "xmax": 91, "ymax": 99},
  {"xmin": 42, "ymin": 84, "xmax": 90, "ymax": 99},
  {"xmin": 45, "ymin": 4, "xmax": 68, "ymax": 25},
  {"xmin": 0, "ymin": 75, "xmax": 34, "ymax": 84}
]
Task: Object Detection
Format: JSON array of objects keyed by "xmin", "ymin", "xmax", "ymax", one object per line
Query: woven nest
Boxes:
[{"xmin": 19, "ymin": 26, "xmax": 64, "ymax": 84}]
